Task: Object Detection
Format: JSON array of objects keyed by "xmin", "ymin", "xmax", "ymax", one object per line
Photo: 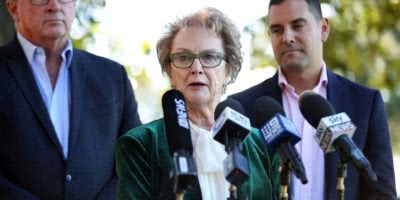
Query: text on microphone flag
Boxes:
[
  {"xmin": 174, "ymin": 98, "xmax": 189, "ymax": 129},
  {"xmin": 211, "ymin": 107, "xmax": 251, "ymax": 138},
  {"xmin": 316, "ymin": 113, "xmax": 357, "ymax": 153},
  {"xmin": 260, "ymin": 114, "xmax": 301, "ymax": 146}
]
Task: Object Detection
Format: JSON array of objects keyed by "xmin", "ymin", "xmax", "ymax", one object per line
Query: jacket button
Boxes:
[{"xmin": 66, "ymin": 174, "xmax": 72, "ymax": 182}]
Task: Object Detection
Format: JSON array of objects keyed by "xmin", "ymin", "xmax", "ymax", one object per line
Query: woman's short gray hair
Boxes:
[{"xmin": 156, "ymin": 7, "xmax": 242, "ymax": 84}]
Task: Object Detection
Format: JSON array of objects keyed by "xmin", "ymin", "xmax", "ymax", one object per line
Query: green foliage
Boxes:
[
  {"xmin": 245, "ymin": 17, "xmax": 278, "ymax": 70},
  {"xmin": 0, "ymin": 2, "xmax": 15, "ymax": 45},
  {"xmin": 323, "ymin": 0, "xmax": 400, "ymax": 152},
  {"xmin": 71, "ymin": 0, "xmax": 104, "ymax": 49}
]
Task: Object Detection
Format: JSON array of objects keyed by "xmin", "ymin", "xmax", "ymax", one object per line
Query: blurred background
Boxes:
[{"xmin": 1, "ymin": 0, "xmax": 399, "ymax": 196}]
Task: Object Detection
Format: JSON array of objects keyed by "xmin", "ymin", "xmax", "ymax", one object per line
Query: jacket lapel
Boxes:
[
  {"xmin": 6, "ymin": 39, "xmax": 66, "ymax": 161},
  {"xmin": 67, "ymin": 50, "xmax": 87, "ymax": 159},
  {"xmin": 324, "ymin": 69, "xmax": 345, "ymax": 200},
  {"xmin": 265, "ymin": 72, "xmax": 283, "ymax": 105}
]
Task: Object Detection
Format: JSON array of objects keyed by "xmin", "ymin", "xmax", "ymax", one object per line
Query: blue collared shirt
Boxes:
[{"xmin": 17, "ymin": 33, "xmax": 73, "ymax": 158}]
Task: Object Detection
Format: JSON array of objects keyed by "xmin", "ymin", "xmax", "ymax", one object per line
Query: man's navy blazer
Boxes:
[
  {"xmin": 229, "ymin": 70, "xmax": 396, "ymax": 199},
  {"xmin": 0, "ymin": 39, "xmax": 141, "ymax": 200}
]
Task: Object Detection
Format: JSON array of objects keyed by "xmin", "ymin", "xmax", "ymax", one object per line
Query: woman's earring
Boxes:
[{"xmin": 222, "ymin": 79, "xmax": 230, "ymax": 93}]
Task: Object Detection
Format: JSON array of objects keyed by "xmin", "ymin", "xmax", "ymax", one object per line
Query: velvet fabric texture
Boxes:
[{"xmin": 116, "ymin": 119, "xmax": 280, "ymax": 200}]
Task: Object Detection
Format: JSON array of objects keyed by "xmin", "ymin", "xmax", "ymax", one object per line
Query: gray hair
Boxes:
[{"xmin": 156, "ymin": 7, "xmax": 243, "ymax": 84}]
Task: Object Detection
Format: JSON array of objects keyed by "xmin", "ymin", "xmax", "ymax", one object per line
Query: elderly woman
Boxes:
[{"xmin": 116, "ymin": 7, "xmax": 279, "ymax": 200}]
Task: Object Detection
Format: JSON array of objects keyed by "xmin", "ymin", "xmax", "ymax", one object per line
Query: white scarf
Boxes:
[{"xmin": 189, "ymin": 121, "xmax": 229, "ymax": 200}]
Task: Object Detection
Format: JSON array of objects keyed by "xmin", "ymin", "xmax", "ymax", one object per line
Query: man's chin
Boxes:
[
  {"xmin": 42, "ymin": 29, "xmax": 67, "ymax": 40},
  {"xmin": 281, "ymin": 61, "xmax": 306, "ymax": 72}
]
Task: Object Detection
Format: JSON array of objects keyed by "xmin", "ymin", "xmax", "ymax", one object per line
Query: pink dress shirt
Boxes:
[{"xmin": 278, "ymin": 64, "xmax": 328, "ymax": 200}]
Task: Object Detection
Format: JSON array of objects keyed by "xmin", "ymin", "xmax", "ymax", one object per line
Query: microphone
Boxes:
[
  {"xmin": 298, "ymin": 91, "xmax": 377, "ymax": 182},
  {"xmin": 253, "ymin": 96, "xmax": 308, "ymax": 184},
  {"xmin": 211, "ymin": 98, "xmax": 250, "ymax": 186},
  {"xmin": 162, "ymin": 89, "xmax": 197, "ymax": 193},
  {"xmin": 213, "ymin": 98, "xmax": 251, "ymax": 146}
]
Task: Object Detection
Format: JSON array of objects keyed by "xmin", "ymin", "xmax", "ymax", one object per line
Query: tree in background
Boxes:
[
  {"xmin": 0, "ymin": 1, "xmax": 14, "ymax": 45},
  {"xmin": 248, "ymin": 0, "xmax": 400, "ymax": 152},
  {"xmin": 324, "ymin": 0, "xmax": 400, "ymax": 152}
]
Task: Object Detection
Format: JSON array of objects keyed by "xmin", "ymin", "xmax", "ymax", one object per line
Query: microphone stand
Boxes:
[
  {"xmin": 172, "ymin": 150, "xmax": 198, "ymax": 200},
  {"xmin": 336, "ymin": 161, "xmax": 347, "ymax": 200},
  {"xmin": 176, "ymin": 193, "xmax": 184, "ymax": 200},
  {"xmin": 277, "ymin": 143, "xmax": 307, "ymax": 200},
  {"xmin": 279, "ymin": 162, "xmax": 290, "ymax": 200},
  {"xmin": 224, "ymin": 134, "xmax": 249, "ymax": 200},
  {"xmin": 227, "ymin": 185, "xmax": 237, "ymax": 200}
]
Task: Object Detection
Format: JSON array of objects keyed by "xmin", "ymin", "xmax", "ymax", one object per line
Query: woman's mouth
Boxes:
[{"xmin": 189, "ymin": 82, "xmax": 207, "ymax": 87}]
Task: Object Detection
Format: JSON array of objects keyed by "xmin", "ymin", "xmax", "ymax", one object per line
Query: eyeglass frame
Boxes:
[
  {"xmin": 30, "ymin": 0, "xmax": 76, "ymax": 6},
  {"xmin": 169, "ymin": 51, "xmax": 226, "ymax": 69}
]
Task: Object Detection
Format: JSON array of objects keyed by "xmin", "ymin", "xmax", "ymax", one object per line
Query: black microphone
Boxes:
[
  {"xmin": 253, "ymin": 96, "xmax": 308, "ymax": 184},
  {"xmin": 162, "ymin": 89, "xmax": 197, "ymax": 193},
  {"xmin": 298, "ymin": 91, "xmax": 377, "ymax": 183},
  {"xmin": 211, "ymin": 98, "xmax": 250, "ymax": 186}
]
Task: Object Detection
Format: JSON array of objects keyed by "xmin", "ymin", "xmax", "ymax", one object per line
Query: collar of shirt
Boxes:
[
  {"xmin": 277, "ymin": 63, "xmax": 329, "ymax": 94},
  {"xmin": 17, "ymin": 32, "xmax": 74, "ymax": 68},
  {"xmin": 16, "ymin": 32, "xmax": 72, "ymax": 159}
]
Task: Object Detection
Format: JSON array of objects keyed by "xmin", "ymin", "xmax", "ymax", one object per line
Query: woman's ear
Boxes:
[
  {"xmin": 164, "ymin": 64, "xmax": 175, "ymax": 88},
  {"xmin": 224, "ymin": 64, "xmax": 233, "ymax": 85},
  {"xmin": 224, "ymin": 76, "xmax": 231, "ymax": 86},
  {"xmin": 165, "ymin": 63, "xmax": 172, "ymax": 77}
]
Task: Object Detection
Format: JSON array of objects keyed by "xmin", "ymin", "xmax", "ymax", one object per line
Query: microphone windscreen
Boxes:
[
  {"xmin": 298, "ymin": 90, "xmax": 336, "ymax": 128},
  {"xmin": 162, "ymin": 89, "xmax": 193, "ymax": 155},
  {"xmin": 214, "ymin": 98, "xmax": 245, "ymax": 120},
  {"xmin": 253, "ymin": 96, "xmax": 285, "ymax": 128}
]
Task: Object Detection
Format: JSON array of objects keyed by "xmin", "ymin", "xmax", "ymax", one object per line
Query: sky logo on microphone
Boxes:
[
  {"xmin": 315, "ymin": 113, "xmax": 356, "ymax": 152},
  {"xmin": 321, "ymin": 112, "xmax": 351, "ymax": 127},
  {"xmin": 174, "ymin": 98, "xmax": 189, "ymax": 129}
]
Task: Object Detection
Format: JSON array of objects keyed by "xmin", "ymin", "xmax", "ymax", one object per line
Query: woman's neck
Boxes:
[{"xmin": 187, "ymin": 104, "xmax": 215, "ymax": 130}]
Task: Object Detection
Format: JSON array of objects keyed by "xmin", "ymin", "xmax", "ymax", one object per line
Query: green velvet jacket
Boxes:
[{"xmin": 116, "ymin": 119, "xmax": 280, "ymax": 200}]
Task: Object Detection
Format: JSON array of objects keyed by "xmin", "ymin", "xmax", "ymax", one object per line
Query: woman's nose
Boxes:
[{"xmin": 190, "ymin": 58, "xmax": 204, "ymax": 74}]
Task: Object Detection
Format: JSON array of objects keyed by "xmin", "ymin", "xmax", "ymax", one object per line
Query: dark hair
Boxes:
[
  {"xmin": 156, "ymin": 7, "xmax": 242, "ymax": 84},
  {"xmin": 268, "ymin": 0, "xmax": 323, "ymax": 20}
]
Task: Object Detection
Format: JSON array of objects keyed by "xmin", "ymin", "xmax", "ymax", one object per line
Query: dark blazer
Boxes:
[
  {"xmin": 0, "ymin": 39, "xmax": 141, "ymax": 200},
  {"xmin": 229, "ymin": 70, "xmax": 396, "ymax": 200},
  {"xmin": 116, "ymin": 119, "xmax": 280, "ymax": 200}
]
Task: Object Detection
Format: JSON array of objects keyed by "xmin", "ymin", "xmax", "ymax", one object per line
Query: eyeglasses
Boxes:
[
  {"xmin": 31, "ymin": 0, "xmax": 76, "ymax": 6},
  {"xmin": 170, "ymin": 51, "xmax": 225, "ymax": 68}
]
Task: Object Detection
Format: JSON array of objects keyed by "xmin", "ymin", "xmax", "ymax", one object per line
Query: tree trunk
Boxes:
[{"xmin": 0, "ymin": 2, "xmax": 15, "ymax": 46}]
